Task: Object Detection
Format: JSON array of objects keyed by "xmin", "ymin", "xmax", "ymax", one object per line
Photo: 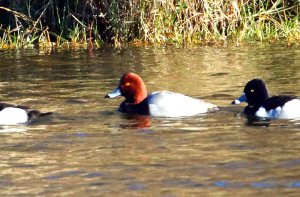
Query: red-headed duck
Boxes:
[
  {"xmin": 105, "ymin": 73, "xmax": 218, "ymax": 117},
  {"xmin": 232, "ymin": 78, "xmax": 300, "ymax": 119}
]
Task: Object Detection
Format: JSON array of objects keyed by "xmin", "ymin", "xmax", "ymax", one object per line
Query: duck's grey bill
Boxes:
[
  {"xmin": 231, "ymin": 93, "xmax": 247, "ymax": 104},
  {"xmin": 105, "ymin": 87, "xmax": 121, "ymax": 98}
]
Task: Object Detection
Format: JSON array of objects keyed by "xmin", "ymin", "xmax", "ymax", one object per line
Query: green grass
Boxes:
[{"xmin": 0, "ymin": 0, "xmax": 299, "ymax": 49}]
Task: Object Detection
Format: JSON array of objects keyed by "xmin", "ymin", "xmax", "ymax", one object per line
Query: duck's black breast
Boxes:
[
  {"xmin": 262, "ymin": 95, "xmax": 297, "ymax": 111},
  {"xmin": 118, "ymin": 99, "xmax": 150, "ymax": 115},
  {"xmin": 244, "ymin": 105, "xmax": 260, "ymax": 115}
]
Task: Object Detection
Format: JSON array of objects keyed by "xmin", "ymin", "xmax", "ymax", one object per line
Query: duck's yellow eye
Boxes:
[
  {"xmin": 125, "ymin": 82, "xmax": 131, "ymax": 86},
  {"xmin": 250, "ymin": 89, "xmax": 254, "ymax": 93}
]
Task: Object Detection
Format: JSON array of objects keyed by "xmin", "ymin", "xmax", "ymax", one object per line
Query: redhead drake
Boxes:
[
  {"xmin": 0, "ymin": 103, "xmax": 52, "ymax": 125},
  {"xmin": 232, "ymin": 79, "xmax": 300, "ymax": 119},
  {"xmin": 105, "ymin": 73, "xmax": 218, "ymax": 117}
]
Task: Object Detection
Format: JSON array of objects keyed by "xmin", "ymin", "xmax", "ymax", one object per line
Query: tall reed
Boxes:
[
  {"xmin": 139, "ymin": 0, "xmax": 300, "ymax": 44},
  {"xmin": 0, "ymin": 0, "xmax": 299, "ymax": 49}
]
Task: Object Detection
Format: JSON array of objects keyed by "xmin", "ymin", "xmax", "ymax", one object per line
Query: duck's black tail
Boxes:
[
  {"xmin": 39, "ymin": 112, "xmax": 53, "ymax": 117},
  {"xmin": 28, "ymin": 110, "xmax": 53, "ymax": 121}
]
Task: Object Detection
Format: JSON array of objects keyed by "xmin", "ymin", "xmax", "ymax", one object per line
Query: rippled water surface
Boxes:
[{"xmin": 0, "ymin": 44, "xmax": 300, "ymax": 196}]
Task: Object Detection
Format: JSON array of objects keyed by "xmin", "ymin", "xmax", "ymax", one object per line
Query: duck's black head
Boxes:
[{"xmin": 244, "ymin": 79, "xmax": 270, "ymax": 105}]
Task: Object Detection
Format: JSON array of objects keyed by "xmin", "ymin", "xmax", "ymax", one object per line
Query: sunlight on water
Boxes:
[{"xmin": 0, "ymin": 44, "xmax": 300, "ymax": 196}]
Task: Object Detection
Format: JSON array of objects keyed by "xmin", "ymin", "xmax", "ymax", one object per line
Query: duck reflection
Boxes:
[
  {"xmin": 120, "ymin": 114, "xmax": 152, "ymax": 129},
  {"xmin": 244, "ymin": 115, "xmax": 271, "ymax": 127}
]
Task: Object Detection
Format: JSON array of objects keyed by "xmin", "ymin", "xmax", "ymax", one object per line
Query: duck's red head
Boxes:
[{"xmin": 105, "ymin": 73, "xmax": 148, "ymax": 104}]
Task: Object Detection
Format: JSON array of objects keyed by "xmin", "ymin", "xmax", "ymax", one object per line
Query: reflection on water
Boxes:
[{"xmin": 0, "ymin": 43, "xmax": 300, "ymax": 196}]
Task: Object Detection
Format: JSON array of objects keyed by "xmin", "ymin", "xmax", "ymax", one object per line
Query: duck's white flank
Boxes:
[
  {"xmin": 255, "ymin": 99, "xmax": 300, "ymax": 119},
  {"xmin": 0, "ymin": 107, "xmax": 28, "ymax": 125},
  {"xmin": 148, "ymin": 91, "xmax": 217, "ymax": 117}
]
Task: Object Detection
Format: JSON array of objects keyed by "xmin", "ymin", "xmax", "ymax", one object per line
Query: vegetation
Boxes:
[{"xmin": 0, "ymin": 0, "xmax": 299, "ymax": 49}]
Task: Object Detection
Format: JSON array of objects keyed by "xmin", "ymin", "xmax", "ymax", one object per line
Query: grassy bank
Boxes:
[{"xmin": 0, "ymin": 0, "xmax": 299, "ymax": 49}]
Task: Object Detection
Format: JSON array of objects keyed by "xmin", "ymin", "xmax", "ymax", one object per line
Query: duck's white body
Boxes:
[
  {"xmin": 148, "ymin": 91, "xmax": 217, "ymax": 117},
  {"xmin": 0, "ymin": 107, "xmax": 28, "ymax": 125}
]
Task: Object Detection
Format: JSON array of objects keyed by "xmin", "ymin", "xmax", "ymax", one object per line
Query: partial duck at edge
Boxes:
[
  {"xmin": 232, "ymin": 78, "xmax": 300, "ymax": 119},
  {"xmin": 0, "ymin": 102, "xmax": 52, "ymax": 125}
]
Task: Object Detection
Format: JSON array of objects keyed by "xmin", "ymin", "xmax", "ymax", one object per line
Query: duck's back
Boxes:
[
  {"xmin": 147, "ymin": 91, "xmax": 217, "ymax": 117},
  {"xmin": 256, "ymin": 97, "xmax": 300, "ymax": 119}
]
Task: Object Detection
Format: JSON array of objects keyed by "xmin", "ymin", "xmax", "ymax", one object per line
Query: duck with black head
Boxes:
[
  {"xmin": 105, "ymin": 73, "xmax": 218, "ymax": 117},
  {"xmin": 232, "ymin": 78, "xmax": 300, "ymax": 119}
]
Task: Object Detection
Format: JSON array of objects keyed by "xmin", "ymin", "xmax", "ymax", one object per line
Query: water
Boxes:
[{"xmin": 0, "ymin": 43, "xmax": 300, "ymax": 196}]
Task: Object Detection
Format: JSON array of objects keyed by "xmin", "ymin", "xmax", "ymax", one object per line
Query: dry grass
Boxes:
[{"xmin": 0, "ymin": 0, "xmax": 299, "ymax": 49}]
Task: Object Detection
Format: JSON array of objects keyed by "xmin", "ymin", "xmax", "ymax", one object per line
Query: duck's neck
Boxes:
[
  {"xmin": 135, "ymin": 88, "xmax": 147, "ymax": 104},
  {"xmin": 135, "ymin": 93, "xmax": 147, "ymax": 104}
]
